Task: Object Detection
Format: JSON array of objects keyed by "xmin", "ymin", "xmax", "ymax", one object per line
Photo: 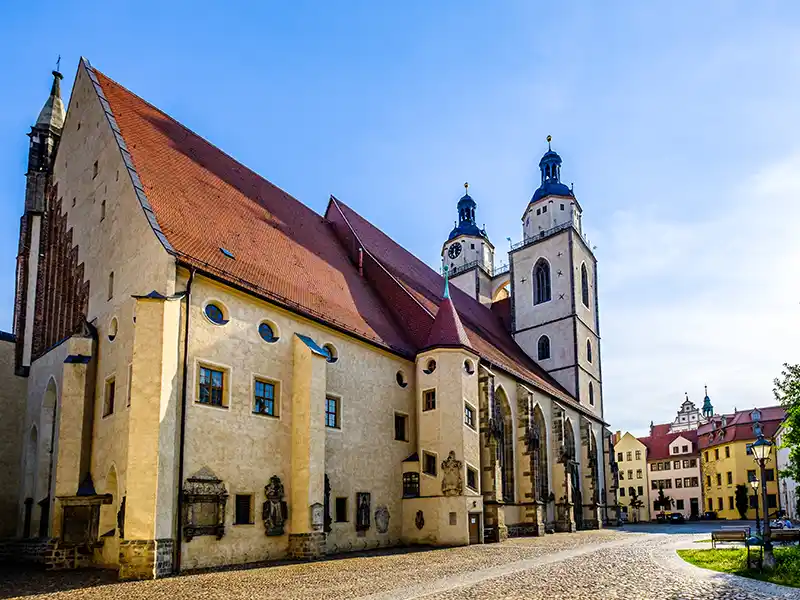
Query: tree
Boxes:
[
  {"xmin": 735, "ymin": 484, "xmax": 749, "ymax": 520},
  {"xmin": 774, "ymin": 364, "xmax": 800, "ymax": 480},
  {"xmin": 655, "ymin": 485, "xmax": 673, "ymax": 513},
  {"xmin": 628, "ymin": 488, "xmax": 644, "ymax": 523}
]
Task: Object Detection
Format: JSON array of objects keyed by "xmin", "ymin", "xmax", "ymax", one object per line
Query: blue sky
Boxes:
[{"xmin": 1, "ymin": 2, "xmax": 799, "ymax": 435}]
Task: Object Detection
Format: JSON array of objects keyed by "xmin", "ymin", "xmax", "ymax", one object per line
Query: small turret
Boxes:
[{"xmin": 702, "ymin": 385, "xmax": 714, "ymax": 418}]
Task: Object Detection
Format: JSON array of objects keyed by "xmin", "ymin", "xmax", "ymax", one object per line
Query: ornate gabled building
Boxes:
[{"xmin": 3, "ymin": 59, "xmax": 614, "ymax": 579}]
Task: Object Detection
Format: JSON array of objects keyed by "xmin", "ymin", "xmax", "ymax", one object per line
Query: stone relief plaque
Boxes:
[
  {"xmin": 375, "ymin": 505, "xmax": 390, "ymax": 534},
  {"xmin": 441, "ymin": 451, "xmax": 463, "ymax": 496},
  {"xmin": 310, "ymin": 502, "xmax": 324, "ymax": 530}
]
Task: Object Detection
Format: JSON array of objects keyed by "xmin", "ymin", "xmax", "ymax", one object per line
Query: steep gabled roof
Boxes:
[
  {"xmin": 87, "ymin": 60, "xmax": 586, "ymax": 413},
  {"xmin": 697, "ymin": 406, "xmax": 785, "ymax": 449},
  {"xmin": 639, "ymin": 429, "xmax": 699, "ymax": 461}
]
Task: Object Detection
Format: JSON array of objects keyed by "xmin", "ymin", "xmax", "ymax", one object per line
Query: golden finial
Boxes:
[
  {"xmin": 464, "ymin": 182, "xmax": 469, "ymax": 192},
  {"xmin": 546, "ymin": 134, "xmax": 552, "ymax": 150}
]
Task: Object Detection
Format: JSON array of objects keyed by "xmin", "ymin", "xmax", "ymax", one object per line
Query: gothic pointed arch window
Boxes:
[
  {"xmin": 533, "ymin": 259, "xmax": 551, "ymax": 305},
  {"xmin": 494, "ymin": 388, "xmax": 515, "ymax": 503},
  {"xmin": 589, "ymin": 382, "xmax": 595, "ymax": 406},
  {"xmin": 532, "ymin": 405, "xmax": 549, "ymax": 501},
  {"xmin": 537, "ymin": 335, "xmax": 551, "ymax": 360},
  {"xmin": 581, "ymin": 263, "xmax": 590, "ymax": 307},
  {"xmin": 586, "ymin": 339, "xmax": 592, "ymax": 363}
]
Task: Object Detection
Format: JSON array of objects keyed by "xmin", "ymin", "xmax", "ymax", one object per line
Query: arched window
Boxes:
[
  {"xmin": 586, "ymin": 339, "xmax": 592, "ymax": 363},
  {"xmin": 589, "ymin": 382, "xmax": 595, "ymax": 406},
  {"xmin": 537, "ymin": 335, "xmax": 551, "ymax": 360},
  {"xmin": 533, "ymin": 259, "xmax": 551, "ymax": 305},
  {"xmin": 581, "ymin": 263, "xmax": 590, "ymax": 307}
]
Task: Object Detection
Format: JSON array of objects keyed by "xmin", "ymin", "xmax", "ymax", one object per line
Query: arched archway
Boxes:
[
  {"xmin": 492, "ymin": 279, "xmax": 510, "ymax": 302},
  {"xmin": 36, "ymin": 378, "xmax": 58, "ymax": 538},
  {"xmin": 494, "ymin": 387, "xmax": 515, "ymax": 503},
  {"xmin": 22, "ymin": 426, "xmax": 38, "ymax": 537},
  {"xmin": 531, "ymin": 405, "xmax": 549, "ymax": 502},
  {"xmin": 99, "ymin": 465, "xmax": 120, "ymax": 567}
]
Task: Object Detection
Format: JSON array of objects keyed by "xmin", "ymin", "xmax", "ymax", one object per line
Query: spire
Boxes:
[
  {"xmin": 702, "ymin": 385, "xmax": 714, "ymax": 418},
  {"xmin": 448, "ymin": 183, "xmax": 489, "ymax": 241},
  {"xmin": 423, "ymin": 276, "xmax": 471, "ymax": 350},
  {"xmin": 36, "ymin": 70, "xmax": 66, "ymax": 131},
  {"xmin": 531, "ymin": 138, "xmax": 574, "ymax": 203},
  {"xmin": 443, "ymin": 265, "xmax": 450, "ymax": 299}
]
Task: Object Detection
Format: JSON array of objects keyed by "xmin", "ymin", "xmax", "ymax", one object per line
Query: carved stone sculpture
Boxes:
[
  {"xmin": 263, "ymin": 475, "xmax": 288, "ymax": 536},
  {"xmin": 441, "ymin": 451, "xmax": 463, "ymax": 496},
  {"xmin": 182, "ymin": 467, "xmax": 228, "ymax": 542},
  {"xmin": 375, "ymin": 505, "xmax": 390, "ymax": 534},
  {"xmin": 356, "ymin": 492, "xmax": 371, "ymax": 531}
]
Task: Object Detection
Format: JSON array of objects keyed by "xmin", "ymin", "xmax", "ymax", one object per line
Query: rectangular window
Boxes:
[
  {"xmin": 766, "ymin": 469, "xmax": 775, "ymax": 482},
  {"xmin": 707, "ymin": 475, "xmax": 711, "ymax": 487},
  {"xmin": 394, "ymin": 413, "xmax": 408, "ymax": 441},
  {"xmin": 651, "ymin": 481, "xmax": 657, "ymax": 490},
  {"xmin": 650, "ymin": 463, "xmax": 656, "ymax": 471},
  {"xmin": 690, "ymin": 459, "xmax": 697, "ymax": 468},
  {"xmin": 716, "ymin": 474, "xmax": 722, "ymax": 486},
  {"xmin": 234, "ymin": 494, "xmax": 253, "ymax": 525},
  {"xmin": 103, "ymin": 377, "xmax": 115, "ymax": 417},
  {"xmin": 423, "ymin": 389, "xmax": 436, "ymax": 412},
  {"xmin": 682, "ymin": 445, "xmax": 688, "ymax": 453},
  {"xmin": 691, "ymin": 477, "xmax": 699, "ymax": 487},
  {"xmin": 127, "ymin": 363, "xmax": 133, "ymax": 407},
  {"xmin": 636, "ymin": 469, "xmax": 642, "ymax": 479},
  {"xmin": 560, "ymin": 203, "xmax": 565, "ymax": 210},
  {"xmin": 198, "ymin": 366, "xmax": 225, "ymax": 407},
  {"xmin": 673, "ymin": 460, "xmax": 680, "ymax": 470},
  {"xmin": 664, "ymin": 479, "xmax": 672, "ymax": 489},
  {"xmin": 675, "ymin": 479, "xmax": 683, "ymax": 488},
  {"xmin": 617, "ymin": 452, "xmax": 623, "ymax": 462},
  {"xmin": 620, "ymin": 471, "xmax": 624, "ymax": 480},
  {"xmin": 747, "ymin": 469, "xmax": 757, "ymax": 482},
  {"xmin": 108, "ymin": 271, "xmax": 114, "ymax": 300},
  {"xmin": 638, "ymin": 486, "xmax": 643, "ymax": 495},
  {"xmin": 325, "ymin": 396, "xmax": 340, "ymax": 429},
  {"xmin": 335, "ymin": 497, "xmax": 348, "ymax": 522},
  {"xmin": 464, "ymin": 403, "xmax": 476, "ymax": 430},
  {"xmin": 725, "ymin": 446, "xmax": 730, "ymax": 458},
  {"xmin": 542, "ymin": 205, "xmax": 548, "ymax": 213},
  {"xmin": 704, "ymin": 451, "xmax": 709, "ymax": 462},
  {"xmin": 536, "ymin": 208, "xmax": 541, "ymax": 215},
  {"xmin": 676, "ymin": 499, "xmax": 684, "ymax": 511},
  {"xmin": 683, "ymin": 459, "xmax": 690, "ymax": 468},
  {"xmin": 728, "ymin": 496, "xmax": 734, "ymax": 510},
  {"xmin": 619, "ymin": 487, "xmax": 625, "ymax": 497},
  {"xmin": 423, "ymin": 451, "xmax": 437, "ymax": 476},
  {"xmin": 708, "ymin": 498, "xmax": 713, "ymax": 511},
  {"xmin": 717, "ymin": 497, "xmax": 723, "ymax": 511},
  {"xmin": 626, "ymin": 451, "xmax": 632, "ymax": 461},
  {"xmin": 715, "ymin": 449, "xmax": 719, "ymax": 460},
  {"xmin": 628, "ymin": 469, "xmax": 633, "ymax": 480},
  {"xmin": 663, "ymin": 461, "xmax": 671, "ymax": 470},
  {"xmin": 746, "ymin": 444, "xmax": 753, "ymax": 455},
  {"xmin": 253, "ymin": 379, "xmax": 277, "ymax": 416},
  {"xmin": 726, "ymin": 472, "xmax": 732, "ymax": 485},
  {"xmin": 635, "ymin": 450, "xmax": 641, "ymax": 460},
  {"xmin": 403, "ymin": 472, "xmax": 420, "ymax": 498},
  {"xmin": 467, "ymin": 466, "xmax": 478, "ymax": 491}
]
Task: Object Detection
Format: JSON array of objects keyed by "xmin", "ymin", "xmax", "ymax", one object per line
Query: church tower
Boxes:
[
  {"xmin": 13, "ymin": 69, "xmax": 65, "ymax": 374},
  {"xmin": 509, "ymin": 139, "xmax": 602, "ymax": 416},
  {"xmin": 441, "ymin": 184, "xmax": 497, "ymax": 305}
]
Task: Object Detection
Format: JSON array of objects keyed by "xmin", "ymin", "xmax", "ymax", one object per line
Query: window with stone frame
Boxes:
[
  {"xmin": 394, "ymin": 413, "xmax": 408, "ymax": 441},
  {"xmin": 716, "ymin": 473, "xmax": 722, "ymax": 486},
  {"xmin": 253, "ymin": 378, "xmax": 278, "ymax": 417},
  {"xmin": 402, "ymin": 472, "xmax": 420, "ymax": 498},
  {"xmin": 423, "ymin": 451, "xmax": 437, "ymax": 476},
  {"xmin": 334, "ymin": 497, "xmax": 348, "ymax": 522},
  {"xmin": 683, "ymin": 459, "xmax": 690, "ymax": 468},
  {"xmin": 325, "ymin": 396, "xmax": 340, "ymax": 429},
  {"xmin": 627, "ymin": 469, "xmax": 633, "ymax": 480},
  {"xmin": 464, "ymin": 403, "xmax": 476, "ymax": 430},
  {"xmin": 234, "ymin": 494, "xmax": 253, "ymax": 525},
  {"xmin": 726, "ymin": 472, "xmax": 732, "ymax": 485},
  {"xmin": 619, "ymin": 471, "xmax": 624, "ymax": 480},
  {"xmin": 717, "ymin": 497, "xmax": 723, "ymax": 511},
  {"xmin": 466, "ymin": 466, "xmax": 478, "ymax": 491},
  {"xmin": 675, "ymin": 479, "xmax": 683, "ymax": 488},
  {"xmin": 707, "ymin": 475, "xmax": 711, "ymax": 487},
  {"xmin": 638, "ymin": 486, "xmax": 643, "ymax": 495},
  {"xmin": 682, "ymin": 445, "xmax": 688, "ymax": 453},
  {"xmin": 635, "ymin": 450, "xmax": 641, "ymax": 460},
  {"xmin": 626, "ymin": 451, "xmax": 632, "ymax": 461},
  {"xmin": 198, "ymin": 366, "xmax": 225, "ymax": 407},
  {"xmin": 619, "ymin": 487, "xmax": 625, "ymax": 497},
  {"xmin": 580, "ymin": 263, "xmax": 590, "ymax": 307},
  {"xmin": 533, "ymin": 259, "xmax": 551, "ymax": 305},
  {"xmin": 728, "ymin": 496, "xmax": 734, "ymax": 510},
  {"xmin": 636, "ymin": 469, "xmax": 642, "ymax": 479},
  {"xmin": 617, "ymin": 452, "xmax": 623, "ymax": 462},
  {"xmin": 689, "ymin": 459, "xmax": 697, "ymax": 467},
  {"xmin": 423, "ymin": 389, "xmax": 436, "ymax": 412},
  {"xmin": 725, "ymin": 446, "xmax": 730, "ymax": 458},
  {"xmin": 673, "ymin": 460, "xmax": 680, "ymax": 469},
  {"xmin": 103, "ymin": 377, "xmax": 115, "ymax": 417}
]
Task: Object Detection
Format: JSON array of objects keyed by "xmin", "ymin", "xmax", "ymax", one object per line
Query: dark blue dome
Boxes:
[
  {"xmin": 531, "ymin": 145, "xmax": 573, "ymax": 202},
  {"xmin": 448, "ymin": 192, "xmax": 489, "ymax": 241}
]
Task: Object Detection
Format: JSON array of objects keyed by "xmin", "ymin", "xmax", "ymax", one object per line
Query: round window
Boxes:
[
  {"xmin": 108, "ymin": 317, "xmax": 118, "ymax": 342},
  {"xmin": 259, "ymin": 322, "xmax": 279, "ymax": 343},
  {"xmin": 423, "ymin": 359, "xmax": 437, "ymax": 374},
  {"xmin": 396, "ymin": 371, "xmax": 408, "ymax": 388},
  {"xmin": 204, "ymin": 303, "xmax": 226, "ymax": 325},
  {"xmin": 464, "ymin": 359, "xmax": 475, "ymax": 375},
  {"xmin": 323, "ymin": 343, "xmax": 338, "ymax": 363}
]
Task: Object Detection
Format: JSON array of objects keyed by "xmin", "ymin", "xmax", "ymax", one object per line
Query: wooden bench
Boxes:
[
  {"xmin": 711, "ymin": 527, "xmax": 750, "ymax": 549},
  {"xmin": 771, "ymin": 529, "xmax": 800, "ymax": 545}
]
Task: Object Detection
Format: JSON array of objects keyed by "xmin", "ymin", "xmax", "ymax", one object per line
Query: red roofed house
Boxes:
[
  {"xmin": 639, "ymin": 429, "xmax": 702, "ymax": 520},
  {"xmin": 4, "ymin": 60, "xmax": 613, "ymax": 579}
]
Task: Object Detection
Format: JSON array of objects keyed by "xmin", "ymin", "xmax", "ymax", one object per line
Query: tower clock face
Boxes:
[{"xmin": 448, "ymin": 242, "xmax": 462, "ymax": 259}]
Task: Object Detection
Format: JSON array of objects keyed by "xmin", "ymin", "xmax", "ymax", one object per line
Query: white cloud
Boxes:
[{"xmin": 599, "ymin": 153, "xmax": 800, "ymax": 436}]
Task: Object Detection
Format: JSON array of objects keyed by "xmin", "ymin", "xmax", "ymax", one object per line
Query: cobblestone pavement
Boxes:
[{"xmin": 1, "ymin": 528, "xmax": 798, "ymax": 600}]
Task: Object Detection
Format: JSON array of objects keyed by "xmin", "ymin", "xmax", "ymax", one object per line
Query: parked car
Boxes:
[
  {"xmin": 669, "ymin": 513, "xmax": 685, "ymax": 524},
  {"xmin": 702, "ymin": 511, "xmax": 718, "ymax": 520}
]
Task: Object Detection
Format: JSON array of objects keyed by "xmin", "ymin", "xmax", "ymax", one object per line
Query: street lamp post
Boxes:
[
  {"xmin": 750, "ymin": 479, "xmax": 761, "ymax": 536},
  {"xmin": 750, "ymin": 435, "xmax": 775, "ymax": 569}
]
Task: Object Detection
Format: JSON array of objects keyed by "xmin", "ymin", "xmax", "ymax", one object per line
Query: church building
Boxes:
[{"xmin": 4, "ymin": 58, "xmax": 615, "ymax": 579}]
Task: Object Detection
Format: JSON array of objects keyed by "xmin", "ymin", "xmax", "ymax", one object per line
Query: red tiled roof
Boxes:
[
  {"xmin": 638, "ymin": 429, "xmax": 699, "ymax": 461},
  {"xmin": 697, "ymin": 406, "xmax": 785, "ymax": 449},
  {"xmin": 423, "ymin": 296, "xmax": 471, "ymax": 350},
  {"xmin": 91, "ymin": 63, "xmax": 584, "ymax": 411},
  {"xmin": 648, "ymin": 423, "xmax": 672, "ymax": 438},
  {"xmin": 491, "ymin": 297, "xmax": 512, "ymax": 333},
  {"xmin": 95, "ymin": 69, "xmax": 414, "ymax": 356}
]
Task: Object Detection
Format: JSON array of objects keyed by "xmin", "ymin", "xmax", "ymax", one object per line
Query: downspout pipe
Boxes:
[{"xmin": 175, "ymin": 268, "xmax": 194, "ymax": 573}]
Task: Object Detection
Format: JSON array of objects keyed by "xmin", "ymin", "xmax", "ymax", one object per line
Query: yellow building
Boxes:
[
  {"xmin": 613, "ymin": 432, "xmax": 650, "ymax": 522},
  {"xmin": 0, "ymin": 60, "xmax": 614, "ymax": 579},
  {"xmin": 699, "ymin": 407, "xmax": 785, "ymax": 520}
]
